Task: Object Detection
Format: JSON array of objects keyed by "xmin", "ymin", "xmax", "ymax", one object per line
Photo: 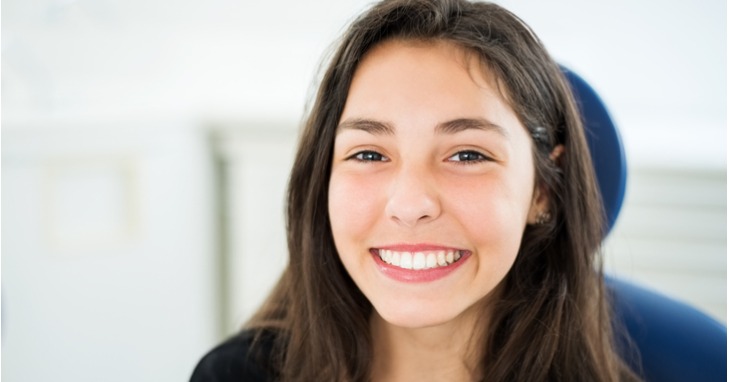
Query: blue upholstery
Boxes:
[
  {"xmin": 562, "ymin": 67, "xmax": 627, "ymax": 234},
  {"xmin": 564, "ymin": 67, "xmax": 728, "ymax": 381},
  {"xmin": 608, "ymin": 277, "xmax": 727, "ymax": 381}
]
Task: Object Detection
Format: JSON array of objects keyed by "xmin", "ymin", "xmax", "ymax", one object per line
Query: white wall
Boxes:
[
  {"xmin": 2, "ymin": 1, "xmax": 726, "ymax": 381},
  {"xmin": 4, "ymin": 0, "xmax": 725, "ymax": 165},
  {"xmin": 2, "ymin": 120, "xmax": 219, "ymax": 381},
  {"xmin": 499, "ymin": 0, "xmax": 726, "ymax": 170}
]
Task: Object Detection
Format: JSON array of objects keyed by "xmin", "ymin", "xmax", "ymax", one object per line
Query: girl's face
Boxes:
[{"xmin": 328, "ymin": 39, "xmax": 545, "ymax": 329}]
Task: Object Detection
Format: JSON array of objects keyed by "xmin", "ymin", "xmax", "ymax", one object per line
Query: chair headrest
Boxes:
[{"xmin": 561, "ymin": 67, "xmax": 627, "ymax": 234}]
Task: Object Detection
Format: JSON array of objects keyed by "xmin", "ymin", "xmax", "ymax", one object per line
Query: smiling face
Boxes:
[{"xmin": 328, "ymin": 39, "xmax": 545, "ymax": 329}]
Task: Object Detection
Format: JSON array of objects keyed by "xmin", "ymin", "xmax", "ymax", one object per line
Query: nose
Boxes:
[{"xmin": 385, "ymin": 164, "xmax": 442, "ymax": 227}]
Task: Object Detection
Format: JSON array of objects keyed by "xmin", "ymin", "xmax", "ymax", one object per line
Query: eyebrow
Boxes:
[
  {"xmin": 436, "ymin": 118, "xmax": 508, "ymax": 138},
  {"xmin": 337, "ymin": 118, "xmax": 395, "ymax": 135},
  {"xmin": 337, "ymin": 117, "xmax": 508, "ymax": 138}
]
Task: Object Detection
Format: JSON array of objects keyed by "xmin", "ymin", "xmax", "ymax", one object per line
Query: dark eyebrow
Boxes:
[
  {"xmin": 337, "ymin": 118, "xmax": 395, "ymax": 135},
  {"xmin": 436, "ymin": 118, "xmax": 509, "ymax": 138},
  {"xmin": 337, "ymin": 117, "xmax": 508, "ymax": 137}
]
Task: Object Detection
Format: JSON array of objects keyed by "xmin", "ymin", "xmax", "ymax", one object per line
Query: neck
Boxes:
[{"xmin": 369, "ymin": 305, "xmax": 488, "ymax": 382}]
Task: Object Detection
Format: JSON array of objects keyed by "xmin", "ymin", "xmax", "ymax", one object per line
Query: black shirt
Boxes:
[{"xmin": 190, "ymin": 329, "xmax": 279, "ymax": 382}]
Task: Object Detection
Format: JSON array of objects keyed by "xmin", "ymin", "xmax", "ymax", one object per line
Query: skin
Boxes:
[{"xmin": 328, "ymin": 39, "xmax": 548, "ymax": 381}]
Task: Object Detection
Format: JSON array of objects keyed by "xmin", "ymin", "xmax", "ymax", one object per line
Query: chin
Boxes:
[{"xmin": 374, "ymin": 299, "xmax": 462, "ymax": 329}]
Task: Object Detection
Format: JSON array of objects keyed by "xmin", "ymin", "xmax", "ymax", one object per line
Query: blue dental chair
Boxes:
[{"xmin": 566, "ymin": 67, "xmax": 727, "ymax": 382}]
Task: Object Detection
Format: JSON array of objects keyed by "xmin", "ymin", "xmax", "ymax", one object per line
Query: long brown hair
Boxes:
[{"xmin": 248, "ymin": 0, "xmax": 641, "ymax": 380}]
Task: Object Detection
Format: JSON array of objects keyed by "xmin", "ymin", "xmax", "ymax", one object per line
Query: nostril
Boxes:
[
  {"xmin": 385, "ymin": 192, "xmax": 440, "ymax": 227},
  {"xmin": 384, "ymin": 167, "xmax": 442, "ymax": 226}
]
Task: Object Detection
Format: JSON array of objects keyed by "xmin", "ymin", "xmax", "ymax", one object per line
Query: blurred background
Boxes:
[{"xmin": 2, "ymin": 0, "xmax": 725, "ymax": 381}]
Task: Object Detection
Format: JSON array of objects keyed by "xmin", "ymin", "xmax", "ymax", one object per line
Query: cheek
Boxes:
[
  {"xmin": 443, "ymin": 172, "xmax": 534, "ymax": 247},
  {"xmin": 328, "ymin": 172, "xmax": 383, "ymax": 244}
]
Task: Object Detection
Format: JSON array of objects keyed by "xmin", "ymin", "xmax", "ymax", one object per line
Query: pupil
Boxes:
[
  {"xmin": 460, "ymin": 152, "xmax": 478, "ymax": 161},
  {"xmin": 364, "ymin": 152, "xmax": 380, "ymax": 161}
]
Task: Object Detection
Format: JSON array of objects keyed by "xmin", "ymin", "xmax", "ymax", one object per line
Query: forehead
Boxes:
[
  {"xmin": 361, "ymin": 39, "xmax": 498, "ymax": 83},
  {"xmin": 351, "ymin": 39, "xmax": 500, "ymax": 95},
  {"xmin": 340, "ymin": 39, "xmax": 521, "ymax": 133}
]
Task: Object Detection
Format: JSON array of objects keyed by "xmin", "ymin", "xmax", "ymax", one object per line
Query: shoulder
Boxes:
[{"xmin": 189, "ymin": 329, "xmax": 281, "ymax": 382}]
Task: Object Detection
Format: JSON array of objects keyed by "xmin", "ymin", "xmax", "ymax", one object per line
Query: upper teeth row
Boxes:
[{"xmin": 378, "ymin": 249, "xmax": 462, "ymax": 270}]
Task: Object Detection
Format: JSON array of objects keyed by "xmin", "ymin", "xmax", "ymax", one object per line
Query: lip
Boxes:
[{"xmin": 369, "ymin": 244, "xmax": 471, "ymax": 283}]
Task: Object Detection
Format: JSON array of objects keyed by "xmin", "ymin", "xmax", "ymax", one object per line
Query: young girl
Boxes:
[{"xmin": 192, "ymin": 0, "xmax": 641, "ymax": 380}]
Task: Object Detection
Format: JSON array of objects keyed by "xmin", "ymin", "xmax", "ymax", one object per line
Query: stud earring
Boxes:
[{"xmin": 536, "ymin": 211, "xmax": 551, "ymax": 225}]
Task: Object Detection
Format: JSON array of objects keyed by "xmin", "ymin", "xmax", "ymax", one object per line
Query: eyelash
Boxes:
[
  {"xmin": 447, "ymin": 150, "xmax": 491, "ymax": 164},
  {"xmin": 348, "ymin": 150, "xmax": 389, "ymax": 162},
  {"xmin": 347, "ymin": 150, "xmax": 491, "ymax": 165}
]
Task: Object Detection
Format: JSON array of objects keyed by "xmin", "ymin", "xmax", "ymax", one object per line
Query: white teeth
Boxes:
[
  {"xmin": 400, "ymin": 252, "xmax": 413, "ymax": 269},
  {"xmin": 426, "ymin": 253, "xmax": 437, "ymax": 269},
  {"xmin": 437, "ymin": 251, "xmax": 447, "ymax": 266},
  {"xmin": 378, "ymin": 249, "xmax": 464, "ymax": 270},
  {"xmin": 391, "ymin": 251, "xmax": 401, "ymax": 266},
  {"xmin": 412, "ymin": 252, "xmax": 425, "ymax": 270}
]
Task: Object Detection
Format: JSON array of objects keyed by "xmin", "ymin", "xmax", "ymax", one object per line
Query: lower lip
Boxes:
[{"xmin": 371, "ymin": 250, "xmax": 471, "ymax": 283}]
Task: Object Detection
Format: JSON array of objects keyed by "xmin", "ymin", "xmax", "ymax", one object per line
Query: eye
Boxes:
[
  {"xmin": 349, "ymin": 150, "xmax": 389, "ymax": 162},
  {"xmin": 447, "ymin": 150, "xmax": 490, "ymax": 164}
]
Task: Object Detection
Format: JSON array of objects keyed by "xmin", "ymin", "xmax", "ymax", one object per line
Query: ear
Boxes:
[
  {"xmin": 527, "ymin": 145, "xmax": 564, "ymax": 224},
  {"xmin": 527, "ymin": 185, "xmax": 550, "ymax": 224}
]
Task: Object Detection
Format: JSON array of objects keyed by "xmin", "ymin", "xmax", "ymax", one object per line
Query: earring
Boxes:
[{"xmin": 536, "ymin": 211, "xmax": 551, "ymax": 225}]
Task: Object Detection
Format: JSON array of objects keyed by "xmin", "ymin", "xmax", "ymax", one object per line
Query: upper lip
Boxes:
[{"xmin": 372, "ymin": 243, "xmax": 466, "ymax": 252}]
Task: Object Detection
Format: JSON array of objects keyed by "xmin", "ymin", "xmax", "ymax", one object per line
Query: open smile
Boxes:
[
  {"xmin": 371, "ymin": 248, "xmax": 467, "ymax": 270},
  {"xmin": 369, "ymin": 246, "xmax": 471, "ymax": 283}
]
